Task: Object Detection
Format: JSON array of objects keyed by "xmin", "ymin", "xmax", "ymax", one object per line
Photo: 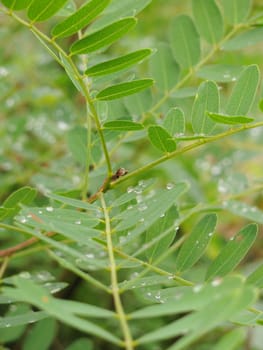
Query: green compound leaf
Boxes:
[
  {"xmin": 27, "ymin": 0, "xmax": 68, "ymax": 22},
  {"xmin": 163, "ymin": 107, "xmax": 185, "ymax": 136},
  {"xmin": 191, "ymin": 81, "xmax": 219, "ymax": 134},
  {"xmin": 70, "ymin": 17, "xmax": 137, "ymax": 55},
  {"xmin": 149, "ymin": 43, "xmax": 180, "ymax": 92},
  {"xmin": 46, "ymin": 192, "xmax": 99, "ymax": 211},
  {"xmin": 170, "ymin": 15, "xmax": 200, "ymax": 69},
  {"xmin": 220, "ymin": 0, "xmax": 251, "ymax": 24},
  {"xmin": 103, "ymin": 120, "xmax": 144, "ymax": 131},
  {"xmin": 226, "ymin": 65, "xmax": 260, "ymax": 115},
  {"xmin": 51, "ymin": 0, "xmax": 110, "ymax": 38},
  {"xmin": 175, "ymin": 214, "xmax": 217, "ymax": 273},
  {"xmin": 96, "ymin": 79, "xmax": 153, "ymax": 100},
  {"xmin": 148, "ymin": 125, "xmax": 177, "ymax": 153},
  {"xmin": 207, "ymin": 112, "xmax": 254, "ymax": 124},
  {"xmin": 2, "ymin": 278, "xmax": 119, "ymax": 344},
  {"xmin": 206, "ymin": 224, "xmax": 258, "ymax": 281},
  {"xmin": 192, "ymin": 0, "xmax": 224, "ymax": 44},
  {"xmin": 1, "ymin": 0, "xmax": 32, "ymax": 10},
  {"xmin": 85, "ymin": 49, "xmax": 152, "ymax": 77}
]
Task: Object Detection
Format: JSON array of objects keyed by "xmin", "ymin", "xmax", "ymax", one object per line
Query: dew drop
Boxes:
[
  {"xmin": 85, "ymin": 253, "xmax": 95, "ymax": 259},
  {"xmin": 168, "ymin": 275, "xmax": 174, "ymax": 280},
  {"xmin": 139, "ymin": 217, "xmax": 145, "ymax": 223},
  {"xmin": 127, "ymin": 187, "xmax": 134, "ymax": 194},
  {"xmin": 20, "ymin": 216, "xmax": 27, "ymax": 223},
  {"xmin": 160, "ymin": 213, "xmax": 165, "ymax": 218},
  {"xmin": 230, "ymin": 236, "xmax": 235, "ymax": 241},
  {"xmin": 5, "ymin": 323, "xmax": 11, "ymax": 328},
  {"xmin": 75, "ymin": 220, "xmax": 82, "ymax": 225},
  {"xmin": 19, "ymin": 271, "xmax": 31, "ymax": 279},
  {"xmin": 147, "ymin": 292, "xmax": 152, "ymax": 297},
  {"xmin": 127, "ymin": 205, "xmax": 133, "ymax": 210},
  {"xmin": 155, "ymin": 294, "xmax": 161, "ymax": 300},
  {"xmin": 193, "ymin": 284, "xmax": 202, "ymax": 293},
  {"xmin": 141, "ymin": 282, "xmax": 146, "ymax": 286},
  {"xmin": 46, "ymin": 206, "xmax": 54, "ymax": 212},
  {"xmin": 38, "ymin": 210, "xmax": 43, "ymax": 214},
  {"xmin": 166, "ymin": 183, "xmax": 174, "ymax": 190},
  {"xmin": 211, "ymin": 278, "xmax": 222, "ymax": 287},
  {"xmin": 138, "ymin": 203, "xmax": 148, "ymax": 211},
  {"xmin": 208, "ymin": 232, "xmax": 213, "ymax": 237}
]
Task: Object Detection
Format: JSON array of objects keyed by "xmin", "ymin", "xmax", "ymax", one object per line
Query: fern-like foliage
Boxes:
[{"xmin": 0, "ymin": 0, "xmax": 263, "ymax": 349}]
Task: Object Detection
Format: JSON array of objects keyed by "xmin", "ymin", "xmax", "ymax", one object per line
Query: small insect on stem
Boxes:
[{"xmin": 111, "ymin": 168, "xmax": 128, "ymax": 181}]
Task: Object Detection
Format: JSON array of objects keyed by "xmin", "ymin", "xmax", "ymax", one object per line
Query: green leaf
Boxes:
[
  {"xmin": 246, "ymin": 264, "xmax": 263, "ymax": 288},
  {"xmin": 59, "ymin": 53, "xmax": 85, "ymax": 94},
  {"xmin": 103, "ymin": 120, "xmax": 144, "ymax": 131},
  {"xmin": 67, "ymin": 126, "xmax": 87, "ymax": 166},
  {"xmin": 27, "ymin": 0, "xmax": 69, "ymax": 22},
  {"xmin": 223, "ymin": 27, "xmax": 263, "ymax": 51},
  {"xmin": 115, "ymin": 182, "xmax": 188, "ymax": 233},
  {"xmin": 124, "ymin": 89, "xmax": 153, "ymax": 116},
  {"xmin": 65, "ymin": 338, "xmax": 93, "ymax": 350},
  {"xmin": 23, "ymin": 318, "xmax": 57, "ymax": 350},
  {"xmin": 2, "ymin": 278, "xmax": 120, "ymax": 344},
  {"xmin": 149, "ymin": 43, "xmax": 180, "ymax": 92},
  {"xmin": 211, "ymin": 329, "xmax": 246, "ymax": 350},
  {"xmin": 163, "ymin": 107, "xmax": 185, "ymax": 136},
  {"xmin": 176, "ymin": 214, "xmax": 217, "ymax": 273},
  {"xmin": 206, "ymin": 224, "xmax": 258, "ymax": 281},
  {"xmin": 192, "ymin": 0, "xmax": 223, "ymax": 44},
  {"xmin": 226, "ymin": 65, "xmax": 260, "ymax": 115},
  {"xmin": 220, "ymin": 0, "xmax": 251, "ymax": 24},
  {"xmin": 119, "ymin": 275, "xmax": 176, "ymax": 291},
  {"xmin": 130, "ymin": 276, "xmax": 244, "ymax": 319},
  {"xmin": 197, "ymin": 64, "xmax": 244, "ymax": 82},
  {"xmin": 148, "ymin": 125, "xmax": 177, "ymax": 153},
  {"xmin": 16, "ymin": 206, "xmax": 101, "ymax": 244},
  {"xmin": 70, "ymin": 17, "xmax": 137, "ymax": 55},
  {"xmin": 207, "ymin": 112, "xmax": 254, "ymax": 124},
  {"xmin": 46, "ymin": 192, "xmax": 99, "ymax": 211},
  {"xmin": 1, "ymin": 0, "xmax": 32, "ymax": 10},
  {"xmin": 89, "ymin": 0, "xmax": 151, "ymax": 32},
  {"xmin": 96, "ymin": 79, "xmax": 153, "ymax": 101},
  {"xmin": 137, "ymin": 282, "xmax": 256, "ymax": 346},
  {"xmin": 191, "ymin": 81, "xmax": 219, "ymax": 134},
  {"xmin": 0, "ymin": 311, "xmax": 48, "ymax": 328},
  {"xmin": 145, "ymin": 206, "xmax": 179, "ymax": 263},
  {"xmin": 85, "ymin": 49, "xmax": 152, "ymax": 77},
  {"xmin": 51, "ymin": 0, "xmax": 110, "ymax": 38},
  {"xmin": 3, "ymin": 186, "xmax": 37, "ymax": 208},
  {"xmin": 170, "ymin": 15, "xmax": 200, "ymax": 69},
  {"xmin": 222, "ymin": 200, "xmax": 263, "ymax": 223}
]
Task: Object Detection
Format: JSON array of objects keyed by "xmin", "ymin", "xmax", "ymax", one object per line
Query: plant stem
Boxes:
[
  {"xmin": 111, "ymin": 121, "xmax": 263, "ymax": 188},
  {"xmin": 0, "ymin": 7, "xmax": 113, "ymax": 192},
  {"xmin": 100, "ymin": 194, "xmax": 134, "ymax": 350},
  {"xmin": 0, "ymin": 257, "xmax": 9, "ymax": 279}
]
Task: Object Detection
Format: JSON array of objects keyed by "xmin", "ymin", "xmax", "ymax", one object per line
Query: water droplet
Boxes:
[
  {"xmin": 160, "ymin": 213, "xmax": 165, "ymax": 218},
  {"xmin": 46, "ymin": 206, "xmax": 54, "ymax": 212},
  {"xmin": 136, "ymin": 195, "xmax": 143, "ymax": 203},
  {"xmin": 166, "ymin": 183, "xmax": 174, "ymax": 190},
  {"xmin": 85, "ymin": 253, "xmax": 95, "ymax": 259},
  {"xmin": 193, "ymin": 284, "xmax": 202, "ymax": 293},
  {"xmin": 168, "ymin": 275, "xmax": 174, "ymax": 280},
  {"xmin": 127, "ymin": 187, "xmax": 134, "ymax": 194},
  {"xmin": 251, "ymin": 207, "xmax": 257, "ymax": 212},
  {"xmin": 19, "ymin": 271, "xmax": 31, "ymax": 279},
  {"xmin": 218, "ymin": 179, "xmax": 228, "ymax": 193},
  {"xmin": 138, "ymin": 180, "xmax": 146, "ymax": 187},
  {"xmin": 139, "ymin": 217, "xmax": 145, "ymax": 223},
  {"xmin": 127, "ymin": 205, "xmax": 133, "ymax": 210},
  {"xmin": 29, "ymin": 319, "xmax": 36, "ymax": 324},
  {"xmin": 141, "ymin": 282, "xmax": 146, "ymax": 286},
  {"xmin": 211, "ymin": 278, "xmax": 222, "ymax": 287},
  {"xmin": 57, "ymin": 121, "xmax": 69, "ymax": 131},
  {"xmin": 208, "ymin": 232, "xmax": 213, "ymax": 237},
  {"xmin": 131, "ymin": 285, "xmax": 136, "ymax": 289},
  {"xmin": 231, "ymin": 77, "xmax": 237, "ymax": 82},
  {"xmin": 119, "ymin": 236, "xmax": 127, "ymax": 244},
  {"xmin": 223, "ymin": 73, "xmax": 231, "ymax": 79},
  {"xmin": 20, "ymin": 216, "xmax": 27, "ymax": 223},
  {"xmin": 38, "ymin": 210, "xmax": 43, "ymax": 214},
  {"xmin": 138, "ymin": 203, "xmax": 147, "ymax": 211},
  {"xmin": 147, "ymin": 292, "xmax": 152, "ymax": 297},
  {"xmin": 37, "ymin": 271, "xmax": 53, "ymax": 281},
  {"xmin": 5, "ymin": 323, "xmax": 11, "ymax": 328},
  {"xmin": 134, "ymin": 188, "xmax": 142, "ymax": 194},
  {"xmin": 26, "ymin": 214, "xmax": 32, "ymax": 218},
  {"xmin": 196, "ymin": 240, "xmax": 199, "ymax": 245},
  {"xmin": 155, "ymin": 294, "xmax": 161, "ymax": 300},
  {"xmin": 0, "ymin": 66, "xmax": 9, "ymax": 77},
  {"xmin": 230, "ymin": 236, "xmax": 235, "ymax": 241},
  {"xmin": 75, "ymin": 220, "xmax": 82, "ymax": 225}
]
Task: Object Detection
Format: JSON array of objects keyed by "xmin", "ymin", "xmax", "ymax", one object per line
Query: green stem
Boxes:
[
  {"xmin": 111, "ymin": 121, "xmax": 263, "ymax": 188},
  {"xmin": 100, "ymin": 194, "xmax": 134, "ymax": 350}
]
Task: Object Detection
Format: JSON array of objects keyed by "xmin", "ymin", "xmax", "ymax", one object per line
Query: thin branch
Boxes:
[{"xmin": 100, "ymin": 194, "xmax": 134, "ymax": 350}]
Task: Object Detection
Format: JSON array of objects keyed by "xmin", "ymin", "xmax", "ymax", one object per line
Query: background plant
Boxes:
[{"xmin": 0, "ymin": 0, "xmax": 263, "ymax": 349}]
